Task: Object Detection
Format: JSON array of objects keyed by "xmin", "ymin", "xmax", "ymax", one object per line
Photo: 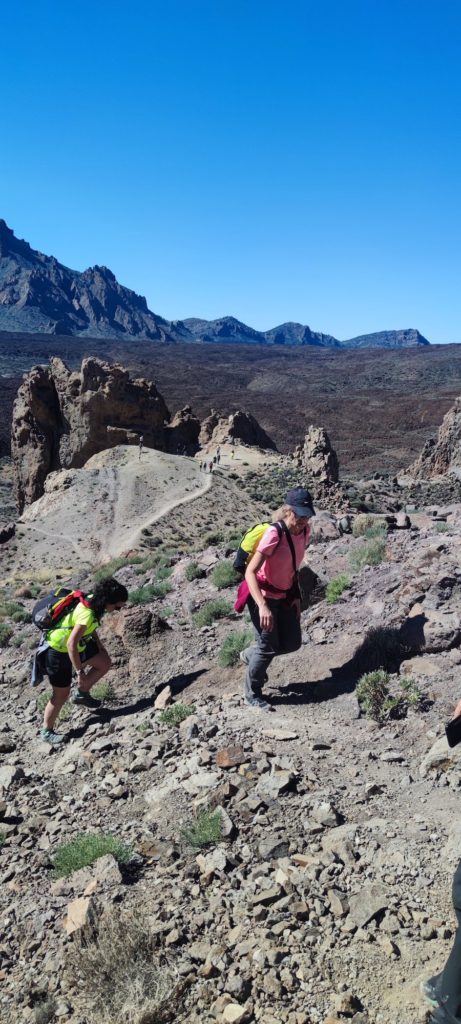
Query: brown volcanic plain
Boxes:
[{"xmin": 1, "ymin": 332, "xmax": 461, "ymax": 476}]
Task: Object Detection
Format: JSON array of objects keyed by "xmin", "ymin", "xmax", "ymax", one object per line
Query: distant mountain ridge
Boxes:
[{"xmin": 0, "ymin": 219, "xmax": 431, "ymax": 349}]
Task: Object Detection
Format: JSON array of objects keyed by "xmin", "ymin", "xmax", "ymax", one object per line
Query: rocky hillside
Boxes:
[
  {"xmin": 1, "ymin": 442, "xmax": 461, "ymax": 1024},
  {"xmin": 0, "ymin": 220, "xmax": 430, "ymax": 348},
  {"xmin": 405, "ymin": 397, "xmax": 461, "ymax": 481}
]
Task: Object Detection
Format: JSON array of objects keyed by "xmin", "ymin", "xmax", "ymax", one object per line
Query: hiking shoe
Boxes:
[
  {"xmin": 239, "ymin": 648, "xmax": 268, "ymax": 684},
  {"xmin": 428, "ymin": 1006, "xmax": 460, "ymax": 1024},
  {"xmin": 41, "ymin": 728, "xmax": 66, "ymax": 746},
  {"xmin": 244, "ymin": 694, "xmax": 274, "ymax": 712},
  {"xmin": 421, "ymin": 978, "xmax": 440, "ymax": 1008},
  {"xmin": 72, "ymin": 690, "xmax": 102, "ymax": 709}
]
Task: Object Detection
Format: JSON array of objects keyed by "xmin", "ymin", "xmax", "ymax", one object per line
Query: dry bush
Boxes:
[{"xmin": 65, "ymin": 907, "xmax": 181, "ymax": 1024}]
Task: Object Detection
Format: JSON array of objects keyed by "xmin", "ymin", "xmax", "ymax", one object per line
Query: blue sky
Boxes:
[{"xmin": 1, "ymin": 0, "xmax": 460, "ymax": 342}]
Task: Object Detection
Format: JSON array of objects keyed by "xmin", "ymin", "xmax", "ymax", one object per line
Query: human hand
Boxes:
[
  {"xmin": 258, "ymin": 602, "xmax": 273, "ymax": 631},
  {"xmin": 452, "ymin": 699, "xmax": 461, "ymax": 720}
]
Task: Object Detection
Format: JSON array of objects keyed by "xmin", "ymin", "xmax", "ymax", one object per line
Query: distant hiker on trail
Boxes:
[
  {"xmin": 239, "ymin": 487, "xmax": 314, "ymax": 711},
  {"xmin": 199, "ymin": 460, "xmax": 203, "ymax": 471},
  {"xmin": 37, "ymin": 577, "xmax": 128, "ymax": 746},
  {"xmin": 139, "ymin": 435, "xmax": 144, "ymax": 459}
]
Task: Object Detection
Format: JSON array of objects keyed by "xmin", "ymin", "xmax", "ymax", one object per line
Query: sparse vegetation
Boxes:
[
  {"xmin": 326, "ymin": 574, "xmax": 351, "ymax": 604},
  {"xmin": 203, "ymin": 529, "xmax": 225, "ymax": 546},
  {"xmin": 210, "ymin": 561, "xmax": 239, "ymax": 590},
  {"xmin": 349, "ymin": 536, "xmax": 387, "ymax": 571},
  {"xmin": 183, "ymin": 808, "xmax": 222, "ymax": 847},
  {"xmin": 129, "ymin": 581, "xmax": 172, "ymax": 604},
  {"xmin": 352, "ymin": 514, "xmax": 386, "ymax": 537},
  {"xmin": 0, "ymin": 623, "xmax": 13, "ymax": 647},
  {"xmin": 435, "ymin": 521, "xmax": 449, "ymax": 533},
  {"xmin": 94, "ymin": 555, "xmax": 143, "ymax": 582},
  {"xmin": 33, "ymin": 997, "xmax": 57, "ymax": 1024},
  {"xmin": 52, "ymin": 833, "xmax": 132, "ymax": 877},
  {"xmin": 0, "ymin": 831, "xmax": 6, "ymax": 849},
  {"xmin": 185, "ymin": 561, "xmax": 206, "ymax": 581},
  {"xmin": 0, "ymin": 599, "xmax": 30, "ymax": 623},
  {"xmin": 193, "ymin": 598, "xmax": 232, "ymax": 627},
  {"xmin": 64, "ymin": 907, "xmax": 178, "ymax": 1024},
  {"xmin": 356, "ymin": 670, "xmax": 424, "ymax": 722},
  {"xmin": 218, "ymin": 628, "xmax": 253, "ymax": 667},
  {"xmin": 159, "ymin": 703, "xmax": 195, "ymax": 726},
  {"xmin": 91, "ymin": 680, "xmax": 115, "ymax": 702}
]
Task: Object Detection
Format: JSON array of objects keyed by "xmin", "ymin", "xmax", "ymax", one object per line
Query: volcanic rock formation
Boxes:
[
  {"xmin": 292, "ymin": 425, "xmax": 339, "ymax": 485},
  {"xmin": 12, "ymin": 357, "xmax": 170, "ymax": 510},
  {"xmin": 164, "ymin": 405, "xmax": 201, "ymax": 455},
  {"xmin": 199, "ymin": 409, "xmax": 276, "ymax": 450},
  {"xmin": 407, "ymin": 397, "xmax": 461, "ymax": 480}
]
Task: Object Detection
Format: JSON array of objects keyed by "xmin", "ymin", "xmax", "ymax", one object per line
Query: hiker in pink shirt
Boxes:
[{"xmin": 241, "ymin": 487, "xmax": 314, "ymax": 711}]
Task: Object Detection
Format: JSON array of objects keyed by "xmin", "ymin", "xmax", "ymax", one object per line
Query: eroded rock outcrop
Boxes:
[
  {"xmin": 12, "ymin": 357, "xmax": 170, "ymax": 510},
  {"xmin": 292, "ymin": 425, "xmax": 339, "ymax": 484},
  {"xmin": 165, "ymin": 405, "xmax": 201, "ymax": 455},
  {"xmin": 199, "ymin": 409, "xmax": 276, "ymax": 450},
  {"xmin": 407, "ymin": 397, "xmax": 461, "ymax": 479}
]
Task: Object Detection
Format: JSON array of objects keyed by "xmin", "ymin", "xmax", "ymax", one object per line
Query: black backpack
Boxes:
[{"xmin": 32, "ymin": 588, "xmax": 91, "ymax": 631}]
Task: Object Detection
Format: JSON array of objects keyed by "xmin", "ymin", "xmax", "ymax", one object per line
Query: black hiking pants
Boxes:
[
  {"xmin": 244, "ymin": 596, "xmax": 301, "ymax": 699},
  {"xmin": 432, "ymin": 859, "xmax": 461, "ymax": 1020}
]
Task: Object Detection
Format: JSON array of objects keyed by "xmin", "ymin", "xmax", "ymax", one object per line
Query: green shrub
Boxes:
[
  {"xmin": 185, "ymin": 561, "xmax": 206, "ymax": 581},
  {"xmin": 129, "ymin": 582, "xmax": 172, "ymax": 604},
  {"xmin": 356, "ymin": 670, "xmax": 423, "ymax": 722},
  {"xmin": 0, "ymin": 831, "xmax": 6, "ymax": 849},
  {"xmin": 155, "ymin": 565, "xmax": 173, "ymax": 581},
  {"xmin": 349, "ymin": 537, "xmax": 387, "ymax": 571},
  {"xmin": 218, "ymin": 628, "xmax": 253, "ymax": 667},
  {"xmin": 0, "ymin": 600, "xmax": 30, "ymax": 622},
  {"xmin": 435, "ymin": 522, "xmax": 449, "ymax": 533},
  {"xmin": 183, "ymin": 809, "xmax": 222, "ymax": 848},
  {"xmin": 193, "ymin": 598, "xmax": 232, "ymax": 627},
  {"xmin": 0, "ymin": 623, "xmax": 13, "ymax": 647},
  {"xmin": 352, "ymin": 514, "xmax": 386, "ymax": 538},
  {"xmin": 326, "ymin": 574, "xmax": 351, "ymax": 604},
  {"xmin": 211, "ymin": 561, "xmax": 239, "ymax": 590},
  {"xmin": 203, "ymin": 530, "xmax": 225, "ymax": 546},
  {"xmin": 159, "ymin": 703, "xmax": 195, "ymax": 726},
  {"xmin": 52, "ymin": 834, "xmax": 132, "ymax": 877},
  {"xmin": 37, "ymin": 691, "xmax": 72, "ymax": 720},
  {"xmin": 65, "ymin": 907, "xmax": 177, "ymax": 1024},
  {"xmin": 91, "ymin": 680, "xmax": 115, "ymax": 702},
  {"xmin": 94, "ymin": 555, "xmax": 143, "ymax": 582}
]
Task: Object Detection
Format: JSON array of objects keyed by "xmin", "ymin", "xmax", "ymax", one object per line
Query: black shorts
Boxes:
[{"xmin": 44, "ymin": 638, "xmax": 99, "ymax": 688}]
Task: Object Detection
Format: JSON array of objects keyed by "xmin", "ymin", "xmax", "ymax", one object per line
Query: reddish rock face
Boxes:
[
  {"xmin": 199, "ymin": 408, "xmax": 276, "ymax": 450},
  {"xmin": 407, "ymin": 396, "xmax": 461, "ymax": 479},
  {"xmin": 11, "ymin": 356, "xmax": 170, "ymax": 511}
]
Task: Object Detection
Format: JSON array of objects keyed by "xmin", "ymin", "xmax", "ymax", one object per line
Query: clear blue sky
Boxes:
[{"xmin": 2, "ymin": 0, "xmax": 460, "ymax": 342}]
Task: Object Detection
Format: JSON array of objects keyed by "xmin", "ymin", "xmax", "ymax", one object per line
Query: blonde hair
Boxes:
[{"xmin": 272, "ymin": 504, "xmax": 291, "ymax": 523}]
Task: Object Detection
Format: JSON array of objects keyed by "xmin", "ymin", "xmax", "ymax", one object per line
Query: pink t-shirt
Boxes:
[{"xmin": 256, "ymin": 523, "xmax": 310, "ymax": 599}]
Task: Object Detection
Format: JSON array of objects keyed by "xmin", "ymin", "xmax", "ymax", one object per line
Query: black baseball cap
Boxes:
[{"xmin": 285, "ymin": 487, "xmax": 315, "ymax": 518}]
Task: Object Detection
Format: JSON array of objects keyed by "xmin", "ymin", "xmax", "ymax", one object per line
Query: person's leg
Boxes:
[
  {"xmin": 43, "ymin": 685, "xmax": 71, "ymax": 731},
  {"xmin": 276, "ymin": 600, "xmax": 302, "ymax": 655},
  {"xmin": 433, "ymin": 861, "xmax": 461, "ymax": 1017},
  {"xmin": 244, "ymin": 599, "xmax": 280, "ymax": 705},
  {"xmin": 77, "ymin": 650, "xmax": 112, "ymax": 693}
]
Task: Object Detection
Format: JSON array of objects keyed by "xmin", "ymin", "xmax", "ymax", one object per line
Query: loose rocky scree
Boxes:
[{"xmin": 2, "ymin": 488, "xmax": 461, "ymax": 1022}]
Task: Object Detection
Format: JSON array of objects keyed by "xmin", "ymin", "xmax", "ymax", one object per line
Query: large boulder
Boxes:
[
  {"xmin": 165, "ymin": 405, "xmax": 201, "ymax": 455},
  {"xmin": 407, "ymin": 397, "xmax": 461, "ymax": 479},
  {"xmin": 11, "ymin": 357, "xmax": 170, "ymax": 510},
  {"xmin": 199, "ymin": 409, "xmax": 276, "ymax": 451},
  {"xmin": 292, "ymin": 425, "xmax": 339, "ymax": 484}
]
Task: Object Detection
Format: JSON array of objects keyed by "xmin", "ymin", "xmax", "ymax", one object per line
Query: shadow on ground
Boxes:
[{"xmin": 66, "ymin": 668, "xmax": 207, "ymax": 740}]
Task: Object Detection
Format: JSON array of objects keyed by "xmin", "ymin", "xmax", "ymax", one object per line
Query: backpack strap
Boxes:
[{"xmin": 279, "ymin": 521, "xmax": 297, "ymax": 578}]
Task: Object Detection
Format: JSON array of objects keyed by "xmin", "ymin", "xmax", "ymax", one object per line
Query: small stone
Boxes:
[
  {"xmin": 155, "ymin": 686, "xmax": 172, "ymax": 709},
  {"xmin": 215, "ymin": 745, "xmax": 247, "ymax": 768},
  {"xmin": 222, "ymin": 1003, "xmax": 250, "ymax": 1023},
  {"xmin": 63, "ymin": 896, "xmax": 96, "ymax": 935}
]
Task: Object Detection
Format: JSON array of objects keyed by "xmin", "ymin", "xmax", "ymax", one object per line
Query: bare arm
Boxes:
[
  {"xmin": 67, "ymin": 624, "xmax": 87, "ymax": 684},
  {"xmin": 453, "ymin": 699, "xmax": 461, "ymax": 719},
  {"xmin": 245, "ymin": 551, "xmax": 273, "ymax": 631}
]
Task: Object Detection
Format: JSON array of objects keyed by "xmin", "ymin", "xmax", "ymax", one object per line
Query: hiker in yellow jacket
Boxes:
[{"xmin": 41, "ymin": 577, "xmax": 128, "ymax": 745}]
